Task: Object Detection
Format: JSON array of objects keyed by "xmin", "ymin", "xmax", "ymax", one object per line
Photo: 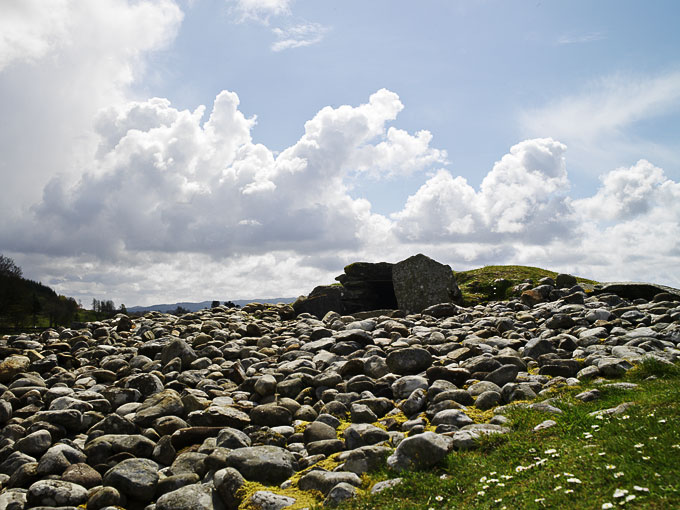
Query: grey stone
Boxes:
[
  {"xmin": 84, "ymin": 434, "xmax": 156, "ymax": 465},
  {"xmin": 392, "ymin": 254, "xmax": 461, "ymax": 313},
  {"xmin": 0, "ymin": 489, "xmax": 27, "ymax": 510},
  {"xmin": 386, "ymin": 348, "xmax": 432, "ymax": 375},
  {"xmin": 342, "ymin": 423, "xmax": 390, "ymax": 450},
  {"xmin": 370, "ymin": 477, "xmax": 403, "ymax": 494},
  {"xmin": 216, "ymin": 427, "xmax": 252, "ymax": 449},
  {"xmin": 132, "ymin": 388, "xmax": 184, "ymax": 427},
  {"xmin": 37, "ymin": 444, "xmax": 86, "ymax": 476},
  {"xmin": 27, "ymin": 479, "xmax": 88, "ymax": 507},
  {"xmin": 15, "ymin": 430, "xmax": 52, "ymax": 456},
  {"xmin": 324, "ymin": 482, "xmax": 359, "ymax": 507},
  {"xmin": 298, "ymin": 470, "xmax": 361, "ymax": 495},
  {"xmin": 156, "ymin": 483, "xmax": 223, "ymax": 510},
  {"xmin": 224, "ymin": 446, "xmax": 295, "ymax": 485},
  {"xmin": 249, "ymin": 490, "xmax": 296, "ymax": 510},
  {"xmin": 386, "ymin": 431, "xmax": 453, "ymax": 471},
  {"xmin": 214, "ymin": 467, "xmax": 246, "ymax": 510},
  {"xmin": 391, "ymin": 375, "xmax": 429, "ymax": 400},
  {"xmin": 102, "ymin": 458, "xmax": 159, "ymax": 503},
  {"xmin": 431, "ymin": 409, "xmax": 473, "ymax": 428}
]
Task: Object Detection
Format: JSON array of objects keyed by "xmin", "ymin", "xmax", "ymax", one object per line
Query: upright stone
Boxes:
[{"xmin": 392, "ymin": 254, "xmax": 461, "ymax": 313}]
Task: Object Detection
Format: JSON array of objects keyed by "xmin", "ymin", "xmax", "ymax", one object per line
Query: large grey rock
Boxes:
[
  {"xmin": 27, "ymin": 479, "xmax": 88, "ymax": 507},
  {"xmin": 224, "ymin": 446, "xmax": 296, "ymax": 485},
  {"xmin": 392, "ymin": 254, "xmax": 461, "ymax": 313},
  {"xmin": 596, "ymin": 282, "xmax": 680, "ymax": 301},
  {"xmin": 249, "ymin": 491, "xmax": 296, "ymax": 510},
  {"xmin": 0, "ymin": 355, "xmax": 30, "ymax": 383},
  {"xmin": 102, "ymin": 458, "xmax": 159, "ymax": 503},
  {"xmin": 84, "ymin": 434, "xmax": 156, "ymax": 465},
  {"xmin": 386, "ymin": 348, "xmax": 432, "ymax": 375},
  {"xmin": 132, "ymin": 388, "xmax": 184, "ymax": 427},
  {"xmin": 386, "ymin": 431, "xmax": 453, "ymax": 471},
  {"xmin": 161, "ymin": 338, "xmax": 198, "ymax": 369},
  {"xmin": 37, "ymin": 444, "xmax": 86, "ymax": 476},
  {"xmin": 156, "ymin": 483, "xmax": 224, "ymax": 510},
  {"xmin": 298, "ymin": 470, "xmax": 361, "ymax": 495},
  {"xmin": 324, "ymin": 482, "xmax": 359, "ymax": 507},
  {"xmin": 214, "ymin": 467, "xmax": 245, "ymax": 510}
]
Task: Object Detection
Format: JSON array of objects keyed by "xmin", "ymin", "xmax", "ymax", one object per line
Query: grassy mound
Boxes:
[{"xmin": 454, "ymin": 265, "xmax": 598, "ymax": 306}]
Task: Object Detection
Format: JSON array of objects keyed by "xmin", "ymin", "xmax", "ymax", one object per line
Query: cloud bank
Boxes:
[{"xmin": 3, "ymin": 88, "xmax": 680, "ymax": 305}]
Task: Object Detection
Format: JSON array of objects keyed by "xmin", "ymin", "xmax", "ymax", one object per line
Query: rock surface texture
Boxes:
[{"xmin": 0, "ymin": 277, "xmax": 679, "ymax": 509}]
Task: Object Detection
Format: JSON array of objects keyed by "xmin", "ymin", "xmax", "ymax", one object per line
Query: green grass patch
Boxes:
[
  {"xmin": 454, "ymin": 265, "xmax": 598, "ymax": 306},
  {"xmin": 337, "ymin": 362, "xmax": 680, "ymax": 510}
]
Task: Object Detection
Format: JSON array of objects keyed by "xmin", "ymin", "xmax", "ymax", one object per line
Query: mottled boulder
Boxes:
[
  {"xmin": 386, "ymin": 431, "xmax": 453, "ymax": 471},
  {"xmin": 0, "ymin": 355, "xmax": 31, "ymax": 383},
  {"xmin": 27, "ymin": 479, "xmax": 88, "ymax": 507},
  {"xmin": 102, "ymin": 458, "xmax": 159, "ymax": 503},
  {"xmin": 392, "ymin": 254, "xmax": 461, "ymax": 313},
  {"xmin": 224, "ymin": 446, "xmax": 296, "ymax": 485}
]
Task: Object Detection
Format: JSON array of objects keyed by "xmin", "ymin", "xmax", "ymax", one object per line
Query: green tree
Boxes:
[{"xmin": 0, "ymin": 254, "xmax": 22, "ymax": 278}]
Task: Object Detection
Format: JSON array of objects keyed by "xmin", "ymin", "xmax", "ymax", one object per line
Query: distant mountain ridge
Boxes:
[{"xmin": 127, "ymin": 298, "xmax": 296, "ymax": 314}]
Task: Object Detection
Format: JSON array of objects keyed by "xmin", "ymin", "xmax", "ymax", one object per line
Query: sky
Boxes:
[{"xmin": 1, "ymin": 0, "xmax": 679, "ymax": 307}]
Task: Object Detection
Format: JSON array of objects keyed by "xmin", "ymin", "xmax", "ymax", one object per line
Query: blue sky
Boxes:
[{"xmin": 1, "ymin": 0, "xmax": 679, "ymax": 306}]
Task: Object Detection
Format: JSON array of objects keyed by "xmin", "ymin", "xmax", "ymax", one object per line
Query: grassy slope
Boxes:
[
  {"xmin": 454, "ymin": 265, "xmax": 599, "ymax": 306},
  {"xmin": 338, "ymin": 358, "xmax": 680, "ymax": 510}
]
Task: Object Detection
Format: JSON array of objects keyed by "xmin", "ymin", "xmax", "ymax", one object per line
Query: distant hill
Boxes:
[{"xmin": 127, "ymin": 297, "xmax": 296, "ymax": 314}]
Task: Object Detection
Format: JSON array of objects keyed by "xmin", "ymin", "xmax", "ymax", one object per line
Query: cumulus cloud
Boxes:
[
  {"xmin": 2, "ymin": 89, "xmax": 444, "ymax": 265},
  {"xmin": 392, "ymin": 138, "xmax": 573, "ymax": 242},
  {"xmin": 0, "ymin": 0, "xmax": 183, "ymax": 215}
]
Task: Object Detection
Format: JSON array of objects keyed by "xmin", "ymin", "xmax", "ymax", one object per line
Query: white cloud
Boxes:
[
  {"xmin": 520, "ymin": 71, "xmax": 680, "ymax": 143},
  {"xmin": 271, "ymin": 22, "xmax": 329, "ymax": 51},
  {"xmin": 2, "ymin": 89, "xmax": 442, "ymax": 264},
  {"xmin": 230, "ymin": 0, "xmax": 291, "ymax": 23},
  {"xmin": 0, "ymin": 0, "xmax": 183, "ymax": 216},
  {"xmin": 392, "ymin": 138, "xmax": 573, "ymax": 242},
  {"xmin": 556, "ymin": 32, "xmax": 606, "ymax": 45}
]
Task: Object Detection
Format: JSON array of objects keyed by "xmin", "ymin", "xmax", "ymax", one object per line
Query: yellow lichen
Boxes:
[
  {"xmin": 462, "ymin": 406, "xmax": 494, "ymax": 423},
  {"xmin": 237, "ymin": 481, "xmax": 323, "ymax": 510},
  {"xmin": 294, "ymin": 420, "xmax": 310, "ymax": 434}
]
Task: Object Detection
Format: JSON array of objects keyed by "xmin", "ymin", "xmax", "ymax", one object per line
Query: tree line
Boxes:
[{"xmin": 0, "ymin": 254, "xmax": 80, "ymax": 329}]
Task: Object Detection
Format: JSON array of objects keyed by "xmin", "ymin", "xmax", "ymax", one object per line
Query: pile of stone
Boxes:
[
  {"xmin": 0, "ymin": 276, "xmax": 679, "ymax": 510},
  {"xmin": 293, "ymin": 254, "xmax": 462, "ymax": 318}
]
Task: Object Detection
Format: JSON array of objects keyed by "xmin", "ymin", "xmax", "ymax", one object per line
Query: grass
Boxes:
[
  {"xmin": 454, "ymin": 265, "xmax": 599, "ymax": 306},
  {"xmin": 334, "ymin": 357, "xmax": 680, "ymax": 510}
]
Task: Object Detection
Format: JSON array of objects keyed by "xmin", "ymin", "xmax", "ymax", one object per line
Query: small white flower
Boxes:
[
  {"xmin": 633, "ymin": 486, "xmax": 649, "ymax": 493},
  {"xmin": 659, "ymin": 418, "xmax": 666, "ymax": 423},
  {"xmin": 598, "ymin": 452, "xmax": 606, "ymax": 456},
  {"xmin": 435, "ymin": 495, "xmax": 443, "ymax": 502},
  {"xmin": 544, "ymin": 448, "xmax": 557, "ymax": 454},
  {"xmin": 602, "ymin": 503, "xmax": 614, "ymax": 509},
  {"xmin": 554, "ymin": 485, "xmax": 563, "ymax": 491},
  {"xmin": 564, "ymin": 472, "xmax": 574, "ymax": 477},
  {"xmin": 564, "ymin": 489, "xmax": 574, "ymax": 494},
  {"xmin": 606, "ymin": 464, "xmax": 616, "ymax": 470},
  {"xmin": 515, "ymin": 466, "xmax": 525, "ymax": 472},
  {"xmin": 625, "ymin": 495, "xmax": 637, "ymax": 502},
  {"xmin": 620, "ymin": 415, "xmax": 630, "ymax": 420},
  {"xmin": 649, "ymin": 436, "xmax": 657, "ymax": 440},
  {"xmin": 634, "ymin": 443, "xmax": 644, "ymax": 448},
  {"xmin": 495, "ymin": 499, "xmax": 503, "ymax": 503},
  {"xmin": 567, "ymin": 478, "xmax": 582, "ymax": 484},
  {"xmin": 490, "ymin": 472, "xmax": 497, "ymax": 476},
  {"xmin": 642, "ymin": 456, "xmax": 650, "ymax": 460},
  {"xmin": 596, "ymin": 414, "xmax": 604, "ymax": 420},
  {"xmin": 477, "ymin": 490, "xmax": 486, "ymax": 496},
  {"xmin": 614, "ymin": 472, "xmax": 624, "ymax": 478},
  {"xmin": 439, "ymin": 474, "xmax": 449, "ymax": 480},
  {"xmin": 529, "ymin": 448, "xmax": 536, "ymax": 453},
  {"xmin": 497, "ymin": 483, "xmax": 505, "ymax": 487},
  {"xmin": 535, "ymin": 498, "xmax": 545, "ymax": 502},
  {"xmin": 483, "ymin": 485, "xmax": 489, "ymax": 489},
  {"xmin": 591, "ymin": 424, "xmax": 600, "ymax": 429},
  {"xmin": 613, "ymin": 489, "xmax": 629, "ymax": 499},
  {"xmin": 480, "ymin": 476, "xmax": 487, "ymax": 483}
]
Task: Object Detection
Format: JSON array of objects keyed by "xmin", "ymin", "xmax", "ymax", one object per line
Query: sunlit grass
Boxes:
[{"xmin": 336, "ymin": 360, "xmax": 680, "ymax": 510}]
